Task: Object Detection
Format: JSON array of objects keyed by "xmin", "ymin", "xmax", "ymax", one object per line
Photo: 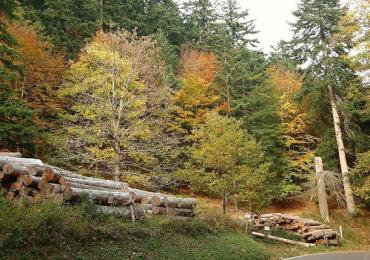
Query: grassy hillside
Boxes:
[
  {"xmin": 1, "ymin": 194, "xmax": 369, "ymax": 259},
  {"xmin": 0, "ymin": 196, "xmax": 269, "ymax": 260}
]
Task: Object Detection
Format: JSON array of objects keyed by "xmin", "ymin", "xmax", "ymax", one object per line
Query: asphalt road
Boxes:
[{"xmin": 286, "ymin": 252, "xmax": 370, "ymax": 260}]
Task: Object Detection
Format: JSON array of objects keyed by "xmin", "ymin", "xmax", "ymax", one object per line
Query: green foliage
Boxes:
[
  {"xmin": 21, "ymin": 0, "xmax": 101, "ymax": 59},
  {"xmin": 220, "ymin": 0, "xmax": 258, "ymax": 48},
  {"xmin": 179, "ymin": 112, "xmax": 272, "ymax": 210},
  {"xmin": 0, "ymin": 197, "xmax": 270, "ymax": 259},
  {"xmin": 350, "ymin": 151, "xmax": 370, "ymax": 207},
  {"xmin": 181, "ymin": 0, "xmax": 217, "ymax": 44},
  {"xmin": 154, "ymin": 30, "xmax": 179, "ymax": 88}
]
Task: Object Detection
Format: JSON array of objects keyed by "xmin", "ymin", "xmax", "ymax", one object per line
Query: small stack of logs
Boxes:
[
  {"xmin": 246, "ymin": 213, "xmax": 340, "ymax": 246},
  {"xmin": 0, "ymin": 153, "xmax": 197, "ymax": 221}
]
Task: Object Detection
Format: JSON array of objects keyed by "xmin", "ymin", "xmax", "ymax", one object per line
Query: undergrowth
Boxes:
[{"xmin": 0, "ymin": 195, "xmax": 269, "ymax": 259}]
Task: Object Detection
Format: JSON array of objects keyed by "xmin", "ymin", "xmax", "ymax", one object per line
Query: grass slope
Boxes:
[{"xmin": 0, "ymin": 197, "xmax": 269, "ymax": 260}]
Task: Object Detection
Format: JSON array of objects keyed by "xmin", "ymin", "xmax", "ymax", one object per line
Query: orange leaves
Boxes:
[
  {"xmin": 7, "ymin": 22, "xmax": 66, "ymax": 128},
  {"xmin": 174, "ymin": 49, "xmax": 222, "ymax": 128},
  {"xmin": 179, "ymin": 49, "xmax": 220, "ymax": 83},
  {"xmin": 268, "ymin": 64, "xmax": 303, "ymax": 97}
]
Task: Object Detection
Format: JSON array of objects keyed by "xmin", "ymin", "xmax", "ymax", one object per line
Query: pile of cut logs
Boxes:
[
  {"xmin": 246, "ymin": 213, "xmax": 340, "ymax": 246},
  {"xmin": 0, "ymin": 154, "xmax": 196, "ymax": 221}
]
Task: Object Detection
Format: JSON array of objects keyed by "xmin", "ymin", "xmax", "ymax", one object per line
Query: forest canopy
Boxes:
[{"xmin": 0, "ymin": 0, "xmax": 369, "ymax": 212}]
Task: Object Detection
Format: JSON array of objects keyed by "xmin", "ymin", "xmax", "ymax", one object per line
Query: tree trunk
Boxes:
[
  {"xmin": 96, "ymin": 205, "xmax": 145, "ymax": 219},
  {"xmin": 62, "ymin": 176, "xmax": 128, "ymax": 190},
  {"xmin": 113, "ymin": 139, "xmax": 121, "ymax": 182},
  {"xmin": 151, "ymin": 196, "xmax": 196, "ymax": 209},
  {"xmin": 251, "ymin": 231, "xmax": 316, "ymax": 248},
  {"xmin": 63, "ymin": 187, "xmax": 133, "ymax": 205},
  {"xmin": 0, "ymin": 156, "xmax": 43, "ymax": 168},
  {"xmin": 222, "ymin": 192, "xmax": 227, "ymax": 215},
  {"xmin": 152, "ymin": 207, "xmax": 195, "ymax": 217},
  {"xmin": 314, "ymin": 157, "xmax": 330, "ymax": 222},
  {"xmin": 327, "ymin": 85, "xmax": 357, "ymax": 215}
]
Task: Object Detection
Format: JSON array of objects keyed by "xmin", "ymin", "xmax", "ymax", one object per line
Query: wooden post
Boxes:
[{"xmin": 314, "ymin": 157, "xmax": 330, "ymax": 223}]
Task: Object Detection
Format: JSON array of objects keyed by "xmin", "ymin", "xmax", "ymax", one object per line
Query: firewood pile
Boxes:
[
  {"xmin": 0, "ymin": 154, "xmax": 197, "ymax": 221},
  {"xmin": 246, "ymin": 213, "xmax": 340, "ymax": 246}
]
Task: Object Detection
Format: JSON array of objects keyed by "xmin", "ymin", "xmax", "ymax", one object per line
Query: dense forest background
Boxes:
[{"xmin": 0, "ymin": 0, "xmax": 369, "ymax": 211}]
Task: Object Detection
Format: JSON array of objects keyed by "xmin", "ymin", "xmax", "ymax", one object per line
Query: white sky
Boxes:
[{"xmin": 239, "ymin": 0, "xmax": 300, "ymax": 53}]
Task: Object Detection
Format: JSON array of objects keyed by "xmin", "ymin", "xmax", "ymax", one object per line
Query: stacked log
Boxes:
[
  {"xmin": 246, "ymin": 213, "xmax": 340, "ymax": 246},
  {"xmin": 148, "ymin": 196, "xmax": 197, "ymax": 217},
  {"xmin": 0, "ymin": 156, "xmax": 197, "ymax": 221}
]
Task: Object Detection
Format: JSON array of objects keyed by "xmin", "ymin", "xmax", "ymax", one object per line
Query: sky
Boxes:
[{"xmin": 239, "ymin": 0, "xmax": 300, "ymax": 53}]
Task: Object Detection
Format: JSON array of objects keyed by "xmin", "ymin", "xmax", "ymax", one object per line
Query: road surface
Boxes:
[{"xmin": 286, "ymin": 252, "xmax": 370, "ymax": 260}]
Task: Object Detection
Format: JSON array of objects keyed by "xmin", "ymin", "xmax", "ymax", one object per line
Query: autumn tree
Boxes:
[
  {"xmin": 179, "ymin": 112, "xmax": 271, "ymax": 213},
  {"xmin": 7, "ymin": 22, "xmax": 66, "ymax": 129},
  {"xmin": 173, "ymin": 49, "xmax": 222, "ymax": 130},
  {"xmin": 61, "ymin": 30, "xmax": 174, "ymax": 181},
  {"xmin": 268, "ymin": 64, "xmax": 318, "ymax": 187},
  {"xmin": 0, "ymin": 0, "xmax": 37, "ymax": 153}
]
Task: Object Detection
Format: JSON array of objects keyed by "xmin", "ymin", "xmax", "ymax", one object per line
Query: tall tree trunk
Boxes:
[
  {"xmin": 100, "ymin": 0, "xmax": 104, "ymax": 30},
  {"xmin": 327, "ymin": 85, "xmax": 357, "ymax": 215},
  {"xmin": 314, "ymin": 157, "xmax": 330, "ymax": 222},
  {"xmin": 221, "ymin": 191, "xmax": 227, "ymax": 215},
  {"xmin": 113, "ymin": 138, "xmax": 120, "ymax": 182}
]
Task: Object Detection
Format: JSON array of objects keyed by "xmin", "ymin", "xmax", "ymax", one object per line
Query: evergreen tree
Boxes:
[
  {"xmin": 220, "ymin": 0, "xmax": 258, "ymax": 48},
  {"xmin": 181, "ymin": 0, "xmax": 217, "ymax": 43},
  {"xmin": 21, "ymin": 0, "xmax": 101, "ymax": 59},
  {"xmin": 289, "ymin": 0, "xmax": 360, "ymax": 215},
  {"xmin": 144, "ymin": 0, "xmax": 183, "ymax": 46}
]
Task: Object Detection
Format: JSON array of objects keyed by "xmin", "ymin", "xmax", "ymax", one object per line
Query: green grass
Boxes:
[{"xmin": 0, "ymin": 197, "xmax": 270, "ymax": 260}]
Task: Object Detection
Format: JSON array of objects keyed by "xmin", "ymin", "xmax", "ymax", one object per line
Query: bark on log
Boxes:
[
  {"xmin": 96, "ymin": 205, "xmax": 145, "ymax": 219},
  {"xmin": 44, "ymin": 164, "xmax": 99, "ymax": 180},
  {"xmin": 61, "ymin": 181, "xmax": 126, "ymax": 193},
  {"xmin": 314, "ymin": 157, "xmax": 330, "ymax": 223},
  {"xmin": 0, "ymin": 156, "xmax": 43, "ymax": 168},
  {"xmin": 297, "ymin": 219, "xmax": 322, "ymax": 227},
  {"xmin": 152, "ymin": 206, "xmax": 195, "ymax": 217},
  {"xmin": 328, "ymin": 85, "xmax": 357, "ymax": 216},
  {"xmin": 151, "ymin": 196, "xmax": 196, "ymax": 208},
  {"xmin": 62, "ymin": 176, "xmax": 128, "ymax": 191},
  {"xmin": 303, "ymin": 229, "xmax": 338, "ymax": 239},
  {"xmin": 3, "ymin": 163, "xmax": 37, "ymax": 176},
  {"xmin": 251, "ymin": 231, "xmax": 315, "ymax": 247},
  {"xmin": 0, "ymin": 152, "xmax": 22, "ymax": 157},
  {"xmin": 63, "ymin": 187, "xmax": 133, "ymax": 205}
]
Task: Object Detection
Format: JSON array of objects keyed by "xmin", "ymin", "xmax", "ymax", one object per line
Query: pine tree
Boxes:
[
  {"xmin": 181, "ymin": 0, "xmax": 217, "ymax": 43},
  {"xmin": 144, "ymin": 0, "xmax": 183, "ymax": 46},
  {"xmin": 21, "ymin": 0, "xmax": 101, "ymax": 59},
  {"xmin": 220, "ymin": 0, "xmax": 258, "ymax": 48},
  {"xmin": 290, "ymin": 0, "xmax": 358, "ymax": 215}
]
